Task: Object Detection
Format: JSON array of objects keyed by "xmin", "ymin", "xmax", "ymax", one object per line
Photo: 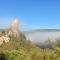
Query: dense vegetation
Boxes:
[{"xmin": 0, "ymin": 32, "xmax": 60, "ymax": 60}]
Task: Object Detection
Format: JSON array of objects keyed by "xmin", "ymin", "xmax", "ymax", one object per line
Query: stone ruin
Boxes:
[
  {"xmin": 10, "ymin": 18, "xmax": 20, "ymax": 37},
  {"xmin": 0, "ymin": 18, "xmax": 20, "ymax": 46}
]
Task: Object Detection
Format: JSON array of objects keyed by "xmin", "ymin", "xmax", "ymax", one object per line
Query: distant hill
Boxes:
[{"xmin": 23, "ymin": 29, "xmax": 60, "ymax": 34}]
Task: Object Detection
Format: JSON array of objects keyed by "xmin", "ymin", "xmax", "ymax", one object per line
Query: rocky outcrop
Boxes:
[
  {"xmin": 0, "ymin": 34, "xmax": 10, "ymax": 46},
  {"xmin": 0, "ymin": 18, "xmax": 20, "ymax": 46}
]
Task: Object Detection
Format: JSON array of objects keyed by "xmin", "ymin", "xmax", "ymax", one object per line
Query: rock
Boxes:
[
  {"xmin": 0, "ymin": 37, "xmax": 3, "ymax": 46},
  {"xmin": 0, "ymin": 35, "xmax": 10, "ymax": 46},
  {"xmin": 0, "ymin": 18, "xmax": 20, "ymax": 46}
]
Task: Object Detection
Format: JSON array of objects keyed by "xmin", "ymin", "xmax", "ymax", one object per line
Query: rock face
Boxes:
[
  {"xmin": 0, "ymin": 18, "xmax": 20, "ymax": 46},
  {"xmin": 0, "ymin": 35, "xmax": 10, "ymax": 46}
]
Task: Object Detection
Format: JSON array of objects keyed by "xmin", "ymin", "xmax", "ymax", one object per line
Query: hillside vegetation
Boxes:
[
  {"xmin": 0, "ymin": 29, "xmax": 60, "ymax": 60},
  {"xmin": 0, "ymin": 19, "xmax": 60, "ymax": 60}
]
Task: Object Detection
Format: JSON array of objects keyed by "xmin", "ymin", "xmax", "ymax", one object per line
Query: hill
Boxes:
[
  {"xmin": 0, "ymin": 28, "xmax": 60, "ymax": 60},
  {"xmin": 23, "ymin": 29, "xmax": 60, "ymax": 34},
  {"xmin": 0, "ymin": 19, "xmax": 60, "ymax": 60}
]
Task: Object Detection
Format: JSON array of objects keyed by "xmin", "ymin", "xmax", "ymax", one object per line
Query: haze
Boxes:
[{"xmin": 25, "ymin": 30, "xmax": 60, "ymax": 43}]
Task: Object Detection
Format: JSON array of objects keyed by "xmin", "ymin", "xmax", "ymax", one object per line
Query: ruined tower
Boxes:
[{"xmin": 11, "ymin": 18, "xmax": 20, "ymax": 37}]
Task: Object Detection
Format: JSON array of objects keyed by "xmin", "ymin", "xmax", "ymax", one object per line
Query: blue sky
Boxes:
[{"xmin": 0, "ymin": 0, "xmax": 60, "ymax": 31}]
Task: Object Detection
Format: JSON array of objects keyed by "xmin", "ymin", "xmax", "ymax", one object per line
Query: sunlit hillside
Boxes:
[{"xmin": 0, "ymin": 19, "xmax": 60, "ymax": 60}]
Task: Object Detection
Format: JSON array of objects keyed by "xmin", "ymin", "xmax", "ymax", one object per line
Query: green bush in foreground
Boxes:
[{"xmin": 0, "ymin": 47, "xmax": 60, "ymax": 60}]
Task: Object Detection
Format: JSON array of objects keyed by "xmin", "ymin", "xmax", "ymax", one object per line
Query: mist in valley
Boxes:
[{"xmin": 25, "ymin": 30, "xmax": 60, "ymax": 43}]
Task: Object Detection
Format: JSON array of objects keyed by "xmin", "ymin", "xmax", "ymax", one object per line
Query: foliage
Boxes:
[{"xmin": 0, "ymin": 32, "xmax": 60, "ymax": 60}]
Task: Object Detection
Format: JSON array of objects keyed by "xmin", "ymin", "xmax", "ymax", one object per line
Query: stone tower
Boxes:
[
  {"xmin": 10, "ymin": 18, "xmax": 20, "ymax": 37},
  {"xmin": 11, "ymin": 18, "xmax": 19, "ymax": 30}
]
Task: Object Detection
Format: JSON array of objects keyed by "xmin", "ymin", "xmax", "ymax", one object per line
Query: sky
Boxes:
[{"xmin": 0, "ymin": 0, "xmax": 60, "ymax": 31}]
